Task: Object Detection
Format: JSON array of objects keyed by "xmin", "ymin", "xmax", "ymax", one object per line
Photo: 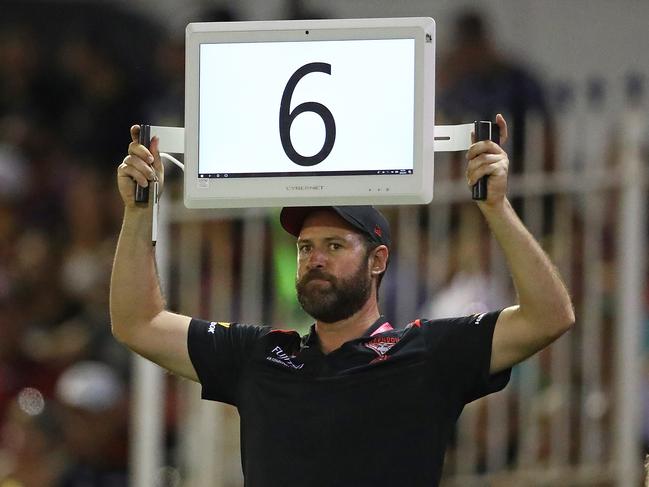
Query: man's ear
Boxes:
[{"xmin": 370, "ymin": 245, "xmax": 389, "ymax": 275}]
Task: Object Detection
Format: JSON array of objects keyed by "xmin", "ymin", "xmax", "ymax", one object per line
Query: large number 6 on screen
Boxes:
[{"xmin": 279, "ymin": 62, "xmax": 337, "ymax": 166}]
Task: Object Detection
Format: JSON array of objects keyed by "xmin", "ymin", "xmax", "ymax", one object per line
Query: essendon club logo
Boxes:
[{"xmin": 364, "ymin": 336, "xmax": 399, "ymax": 356}]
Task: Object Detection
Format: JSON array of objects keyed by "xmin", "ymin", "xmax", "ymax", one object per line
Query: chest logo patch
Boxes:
[
  {"xmin": 266, "ymin": 346, "xmax": 304, "ymax": 370},
  {"xmin": 364, "ymin": 336, "xmax": 400, "ymax": 356}
]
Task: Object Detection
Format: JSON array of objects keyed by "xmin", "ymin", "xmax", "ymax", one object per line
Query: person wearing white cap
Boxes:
[{"xmin": 54, "ymin": 361, "xmax": 128, "ymax": 487}]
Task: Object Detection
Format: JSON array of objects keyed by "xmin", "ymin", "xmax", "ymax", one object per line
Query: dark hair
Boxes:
[{"xmin": 455, "ymin": 10, "xmax": 488, "ymax": 44}]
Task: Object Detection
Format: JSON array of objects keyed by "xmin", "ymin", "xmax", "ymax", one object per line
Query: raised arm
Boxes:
[
  {"xmin": 110, "ymin": 125, "xmax": 197, "ymax": 381},
  {"xmin": 465, "ymin": 115, "xmax": 575, "ymax": 374}
]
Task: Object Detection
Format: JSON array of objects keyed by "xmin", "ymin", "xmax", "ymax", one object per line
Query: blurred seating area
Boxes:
[{"xmin": 0, "ymin": 3, "xmax": 168, "ymax": 485}]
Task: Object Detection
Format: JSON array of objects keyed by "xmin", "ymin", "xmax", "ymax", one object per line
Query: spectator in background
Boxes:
[
  {"xmin": 54, "ymin": 35, "xmax": 141, "ymax": 169},
  {"xmin": 0, "ymin": 3, "xmax": 165, "ymax": 484},
  {"xmin": 0, "ymin": 288, "xmax": 63, "ymax": 423},
  {"xmin": 437, "ymin": 10, "xmax": 555, "ymax": 174},
  {"xmin": 149, "ymin": 4, "xmax": 239, "ymax": 127},
  {"xmin": 0, "ymin": 26, "xmax": 41, "ymax": 119},
  {"xmin": 430, "ymin": 11, "xmax": 559, "ymax": 470},
  {"xmin": 419, "ymin": 205, "xmax": 510, "ymax": 320},
  {"xmin": 0, "ymin": 397, "xmax": 64, "ymax": 487},
  {"xmin": 285, "ymin": 0, "xmax": 329, "ymax": 20},
  {"xmin": 54, "ymin": 362, "xmax": 129, "ymax": 487}
]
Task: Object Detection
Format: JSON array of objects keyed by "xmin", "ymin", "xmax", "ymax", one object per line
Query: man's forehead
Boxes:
[{"xmin": 298, "ymin": 210, "xmax": 362, "ymax": 240}]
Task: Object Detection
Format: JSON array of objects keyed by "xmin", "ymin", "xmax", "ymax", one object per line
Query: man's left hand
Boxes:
[{"xmin": 466, "ymin": 114, "xmax": 509, "ymax": 208}]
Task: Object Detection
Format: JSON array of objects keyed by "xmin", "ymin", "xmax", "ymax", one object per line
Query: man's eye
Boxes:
[
  {"xmin": 329, "ymin": 243, "xmax": 342, "ymax": 250},
  {"xmin": 298, "ymin": 245, "xmax": 311, "ymax": 253}
]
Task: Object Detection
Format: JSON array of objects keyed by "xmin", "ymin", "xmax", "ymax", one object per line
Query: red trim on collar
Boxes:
[
  {"xmin": 370, "ymin": 322, "xmax": 394, "ymax": 336},
  {"xmin": 270, "ymin": 329, "xmax": 298, "ymax": 335}
]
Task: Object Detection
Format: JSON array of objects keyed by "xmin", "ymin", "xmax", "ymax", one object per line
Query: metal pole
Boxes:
[
  {"xmin": 614, "ymin": 105, "xmax": 646, "ymax": 487},
  {"xmin": 130, "ymin": 357, "xmax": 165, "ymax": 487},
  {"xmin": 579, "ymin": 81, "xmax": 609, "ymax": 465},
  {"xmin": 129, "ymin": 190, "xmax": 170, "ymax": 487}
]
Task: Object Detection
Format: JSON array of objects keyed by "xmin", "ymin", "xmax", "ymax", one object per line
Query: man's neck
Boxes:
[{"xmin": 315, "ymin": 298, "xmax": 381, "ymax": 354}]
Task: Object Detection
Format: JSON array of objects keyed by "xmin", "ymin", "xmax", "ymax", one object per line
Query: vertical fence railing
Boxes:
[
  {"xmin": 436, "ymin": 80, "xmax": 647, "ymax": 486},
  {"xmin": 548, "ymin": 85, "xmax": 576, "ymax": 475},
  {"xmin": 151, "ymin": 79, "xmax": 647, "ymax": 487},
  {"xmin": 579, "ymin": 80, "xmax": 608, "ymax": 468}
]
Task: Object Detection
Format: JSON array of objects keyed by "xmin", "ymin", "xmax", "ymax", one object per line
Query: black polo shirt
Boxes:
[{"xmin": 187, "ymin": 311, "xmax": 510, "ymax": 487}]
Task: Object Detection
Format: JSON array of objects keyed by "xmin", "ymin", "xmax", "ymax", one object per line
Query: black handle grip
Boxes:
[
  {"xmin": 134, "ymin": 124, "xmax": 151, "ymax": 204},
  {"xmin": 472, "ymin": 121, "xmax": 501, "ymax": 201}
]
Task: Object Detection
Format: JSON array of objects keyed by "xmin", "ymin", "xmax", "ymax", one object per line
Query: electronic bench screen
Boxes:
[{"xmin": 184, "ymin": 18, "xmax": 435, "ymax": 208}]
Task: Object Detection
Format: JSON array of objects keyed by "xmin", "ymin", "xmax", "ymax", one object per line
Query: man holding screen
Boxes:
[{"xmin": 111, "ymin": 114, "xmax": 574, "ymax": 486}]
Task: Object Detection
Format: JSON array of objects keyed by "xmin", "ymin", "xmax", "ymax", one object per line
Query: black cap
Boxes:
[{"xmin": 280, "ymin": 206, "xmax": 391, "ymax": 248}]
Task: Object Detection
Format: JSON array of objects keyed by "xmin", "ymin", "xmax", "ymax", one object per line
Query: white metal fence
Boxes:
[{"xmin": 133, "ymin": 81, "xmax": 648, "ymax": 486}]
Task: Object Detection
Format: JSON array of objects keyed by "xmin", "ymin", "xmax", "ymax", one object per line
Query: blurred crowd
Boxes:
[
  {"xmin": 0, "ymin": 1, "xmax": 647, "ymax": 486},
  {"xmin": 0, "ymin": 2, "xmax": 201, "ymax": 485}
]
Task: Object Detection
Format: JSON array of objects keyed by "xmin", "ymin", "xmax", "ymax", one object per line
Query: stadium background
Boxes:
[{"xmin": 0, "ymin": 1, "xmax": 647, "ymax": 486}]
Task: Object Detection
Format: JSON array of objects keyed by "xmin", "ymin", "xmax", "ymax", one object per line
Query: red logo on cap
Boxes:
[{"xmin": 374, "ymin": 225, "xmax": 382, "ymax": 238}]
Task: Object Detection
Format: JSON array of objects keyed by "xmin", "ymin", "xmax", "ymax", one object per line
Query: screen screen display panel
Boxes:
[{"xmin": 198, "ymin": 39, "xmax": 415, "ymax": 179}]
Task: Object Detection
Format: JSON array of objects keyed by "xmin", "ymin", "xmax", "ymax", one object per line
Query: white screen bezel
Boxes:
[{"xmin": 184, "ymin": 17, "xmax": 435, "ymax": 209}]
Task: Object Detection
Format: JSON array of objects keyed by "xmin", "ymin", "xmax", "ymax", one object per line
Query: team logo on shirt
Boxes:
[{"xmin": 364, "ymin": 336, "xmax": 400, "ymax": 356}]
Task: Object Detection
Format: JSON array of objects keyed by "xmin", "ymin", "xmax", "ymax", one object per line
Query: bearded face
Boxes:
[{"xmin": 295, "ymin": 253, "xmax": 372, "ymax": 323}]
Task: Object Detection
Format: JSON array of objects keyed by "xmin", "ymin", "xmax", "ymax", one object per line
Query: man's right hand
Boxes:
[{"xmin": 117, "ymin": 125, "xmax": 164, "ymax": 207}]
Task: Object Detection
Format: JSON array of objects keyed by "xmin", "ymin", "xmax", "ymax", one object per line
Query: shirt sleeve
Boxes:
[
  {"xmin": 187, "ymin": 318, "xmax": 268, "ymax": 406},
  {"xmin": 422, "ymin": 310, "xmax": 511, "ymax": 404}
]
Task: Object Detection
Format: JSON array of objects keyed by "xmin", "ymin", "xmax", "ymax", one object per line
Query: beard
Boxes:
[{"xmin": 296, "ymin": 260, "xmax": 372, "ymax": 323}]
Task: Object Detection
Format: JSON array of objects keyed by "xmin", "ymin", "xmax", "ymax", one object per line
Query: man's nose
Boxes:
[{"xmin": 307, "ymin": 248, "xmax": 327, "ymax": 269}]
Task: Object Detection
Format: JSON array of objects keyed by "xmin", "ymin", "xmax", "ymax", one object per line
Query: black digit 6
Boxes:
[{"xmin": 279, "ymin": 62, "xmax": 336, "ymax": 166}]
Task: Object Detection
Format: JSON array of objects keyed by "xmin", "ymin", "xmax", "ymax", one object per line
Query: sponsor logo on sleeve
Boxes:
[
  {"xmin": 208, "ymin": 321, "xmax": 230, "ymax": 334},
  {"xmin": 472, "ymin": 313, "xmax": 486, "ymax": 326}
]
